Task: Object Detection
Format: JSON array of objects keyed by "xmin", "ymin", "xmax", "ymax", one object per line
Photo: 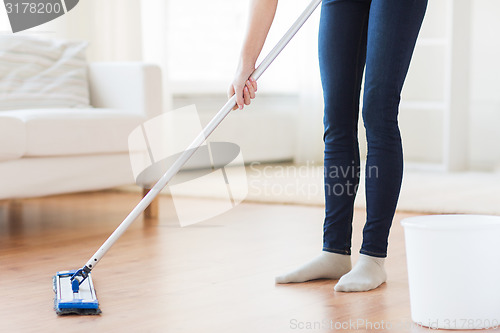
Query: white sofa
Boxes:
[{"xmin": 0, "ymin": 62, "xmax": 162, "ymax": 200}]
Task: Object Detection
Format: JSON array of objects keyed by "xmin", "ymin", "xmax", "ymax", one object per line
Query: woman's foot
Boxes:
[
  {"xmin": 334, "ymin": 254, "xmax": 387, "ymax": 292},
  {"xmin": 275, "ymin": 251, "xmax": 351, "ymax": 283}
]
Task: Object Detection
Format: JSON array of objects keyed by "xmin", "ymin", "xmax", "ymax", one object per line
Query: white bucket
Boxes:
[{"xmin": 401, "ymin": 215, "xmax": 500, "ymax": 330}]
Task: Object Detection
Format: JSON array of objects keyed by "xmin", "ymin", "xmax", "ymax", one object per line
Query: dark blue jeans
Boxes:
[{"xmin": 319, "ymin": 0, "xmax": 427, "ymax": 258}]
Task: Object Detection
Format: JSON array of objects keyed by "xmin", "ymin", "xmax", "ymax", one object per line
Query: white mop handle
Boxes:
[{"xmin": 84, "ymin": 0, "xmax": 322, "ymax": 271}]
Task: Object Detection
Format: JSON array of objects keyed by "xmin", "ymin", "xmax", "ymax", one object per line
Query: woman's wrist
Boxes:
[{"xmin": 238, "ymin": 54, "xmax": 257, "ymax": 72}]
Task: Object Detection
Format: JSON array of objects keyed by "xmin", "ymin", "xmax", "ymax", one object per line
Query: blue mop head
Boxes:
[{"xmin": 53, "ymin": 270, "xmax": 101, "ymax": 315}]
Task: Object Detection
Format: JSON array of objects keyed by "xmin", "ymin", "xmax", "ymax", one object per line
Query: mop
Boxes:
[{"xmin": 53, "ymin": 0, "xmax": 322, "ymax": 315}]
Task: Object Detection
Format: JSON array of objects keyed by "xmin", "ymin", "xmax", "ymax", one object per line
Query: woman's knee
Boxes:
[{"xmin": 362, "ymin": 86, "xmax": 400, "ymax": 136}]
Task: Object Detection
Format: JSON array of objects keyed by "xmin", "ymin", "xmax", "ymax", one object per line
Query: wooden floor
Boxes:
[{"xmin": 0, "ymin": 192, "xmax": 495, "ymax": 333}]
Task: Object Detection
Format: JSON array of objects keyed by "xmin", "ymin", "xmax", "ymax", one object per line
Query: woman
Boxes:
[{"xmin": 228, "ymin": 0, "xmax": 427, "ymax": 292}]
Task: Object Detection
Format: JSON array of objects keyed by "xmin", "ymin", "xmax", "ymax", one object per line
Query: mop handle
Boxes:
[{"xmin": 82, "ymin": 0, "xmax": 323, "ymax": 274}]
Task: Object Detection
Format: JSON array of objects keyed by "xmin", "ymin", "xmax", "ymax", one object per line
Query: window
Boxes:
[{"xmin": 166, "ymin": 0, "xmax": 304, "ymax": 94}]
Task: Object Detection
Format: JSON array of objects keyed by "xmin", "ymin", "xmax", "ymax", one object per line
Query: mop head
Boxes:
[{"xmin": 53, "ymin": 270, "xmax": 101, "ymax": 315}]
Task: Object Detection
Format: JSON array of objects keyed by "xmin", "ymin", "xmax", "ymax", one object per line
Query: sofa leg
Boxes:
[
  {"xmin": 143, "ymin": 188, "xmax": 159, "ymax": 219},
  {"xmin": 7, "ymin": 200, "xmax": 23, "ymax": 232}
]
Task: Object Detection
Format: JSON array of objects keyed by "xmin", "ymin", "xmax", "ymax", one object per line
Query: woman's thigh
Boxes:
[{"xmin": 319, "ymin": 0, "xmax": 370, "ymax": 144}]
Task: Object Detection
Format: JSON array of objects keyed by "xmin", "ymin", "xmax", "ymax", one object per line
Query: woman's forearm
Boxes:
[
  {"xmin": 229, "ymin": 0, "xmax": 277, "ymax": 110},
  {"xmin": 239, "ymin": 0, "xmax": 278, "ymax": 69}
]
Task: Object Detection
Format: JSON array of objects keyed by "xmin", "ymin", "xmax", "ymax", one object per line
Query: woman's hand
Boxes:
[{"xmin": 227, "ymin": 65, "xmax": 258, "ymax": 110}]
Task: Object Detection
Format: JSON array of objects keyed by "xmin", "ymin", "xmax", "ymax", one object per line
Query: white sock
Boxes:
[
  {"xmin": 334, "ymin": 254, "xmax": 387, "ymax": 292},
  {"xmin": 275, "ymin": 251, "xmax": 351, "ymax": 284}
]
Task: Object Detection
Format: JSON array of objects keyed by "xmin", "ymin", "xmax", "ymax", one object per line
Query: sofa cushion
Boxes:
[
  {"xmin": 0, "ymin": 36, "xmax": 90, "ymax": 110},
  {"xmin": 0, "ymin": 114, "xmax": 25, "ymax": 161},
  {"xmin": 0, "ymin": 109, "xmax": 146, "ymax": 157}
]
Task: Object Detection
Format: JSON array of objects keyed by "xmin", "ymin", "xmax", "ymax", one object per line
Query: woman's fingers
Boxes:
[
  {"xmin": 227, "ymin": 85, "xmax": 240, "ymax": 110},
  {"xmin": 243, "ymin": 86, "xmax": 251, "ymax": 105},
  {"xmin": 246, "ymin": 80, "xmax": 256, "ymax": 99},
  {"xmin": 250, "ymin": 77, "xmax": 258, "ymax": 92},
  {"xmin": 235, "ymin": 84, "xmax": 245, "ymax": 110},
  {"xmin": 242, "ymin": 79, "xmax": 257, "ymax": 107},
  {"xmin": 227, "ymin": 77, "xmax": 258, "ymax": 111}
]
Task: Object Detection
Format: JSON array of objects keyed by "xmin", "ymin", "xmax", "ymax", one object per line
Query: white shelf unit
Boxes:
[{"xmin": 397, "ymin": 0, "xmax": 471, "ymax": 171}]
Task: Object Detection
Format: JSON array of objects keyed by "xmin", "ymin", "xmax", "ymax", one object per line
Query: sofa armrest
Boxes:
[{"xmin": 88, "ymin": 62, "xmax": 163, "ymax": 119}]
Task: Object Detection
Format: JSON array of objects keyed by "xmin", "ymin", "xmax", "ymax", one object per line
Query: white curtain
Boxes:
[
  {"xmin": 19, "ymin": 0, "xmax": 143, "ymax": 62},
  {"xmin": 140, "ymin": 0, "xmax": 171, "ymax": 111}
]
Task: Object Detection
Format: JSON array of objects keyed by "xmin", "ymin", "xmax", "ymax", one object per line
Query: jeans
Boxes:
[{"xmin": 319, "ymin": 0, "xmax": 427, "ymax": 258}]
